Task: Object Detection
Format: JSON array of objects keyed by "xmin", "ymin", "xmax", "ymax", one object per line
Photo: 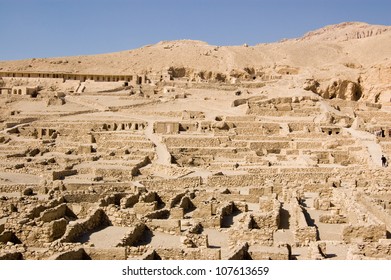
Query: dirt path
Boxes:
[
  {"xmin": 65, "ymin": 95, "xmax": 107, "ymax": 111},
  {"xmin": 144, "ymin": 121, "xmax": 172, "ymax": 166},
  {"xmin": 78, "ymin": 226, "xmax": 132, "ymax": 248},
  {"xmin": 345, "ymin": 128, "xmax": 383, "ymax": 166}
]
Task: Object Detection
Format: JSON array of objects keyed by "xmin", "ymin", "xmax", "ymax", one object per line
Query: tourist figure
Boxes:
[{"xmin": 381, "ymin": 155, "xmax": 388, "ymax": 167}]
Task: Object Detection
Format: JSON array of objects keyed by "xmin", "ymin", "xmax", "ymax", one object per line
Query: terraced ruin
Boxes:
[{"xmin": 1, "ymin": 22, "xmax": 391, "ymax": 260}]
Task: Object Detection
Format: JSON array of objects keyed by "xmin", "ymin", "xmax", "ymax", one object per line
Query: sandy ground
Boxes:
[{"xmin": 77, "ymin": 226, "xmax": 132, "ymax": 248}]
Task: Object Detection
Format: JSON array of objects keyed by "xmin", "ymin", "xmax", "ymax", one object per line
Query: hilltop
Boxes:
[{"xmin": 1, "ymin": 22, "xmax": 391, "ymax": 101}]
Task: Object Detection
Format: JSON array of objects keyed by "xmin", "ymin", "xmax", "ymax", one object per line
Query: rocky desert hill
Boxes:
[{"xmin": 1, "ymin": 22, "xmax": 391, "ymax": 101}]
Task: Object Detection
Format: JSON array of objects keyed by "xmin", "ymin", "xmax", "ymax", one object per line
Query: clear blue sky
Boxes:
[{"xmin": 1, "ymin": 0, "xmax": 390, "ymax": 60}]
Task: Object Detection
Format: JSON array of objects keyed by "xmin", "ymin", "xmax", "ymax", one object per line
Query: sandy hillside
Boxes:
[
  {"xmin": 1, "ymin": 22, "xmax": 390, "ymax": 101},
  {"xmin": 0, "ymin": 22, "xmax": 390, "ymax": 73}
]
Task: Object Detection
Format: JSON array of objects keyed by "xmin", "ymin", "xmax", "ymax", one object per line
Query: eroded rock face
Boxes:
[
  {"xmin": 360, "ymin": 63, "xmax": 391, "ymax": 102},
  {"xmin": 304, "ymin": 79, "xmax": 362, "ymax": 101}
]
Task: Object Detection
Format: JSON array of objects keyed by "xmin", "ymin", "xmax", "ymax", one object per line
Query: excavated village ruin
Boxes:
[{"xmin": 0, "ymin": 22, "xmax": 391, "ymax": 260}]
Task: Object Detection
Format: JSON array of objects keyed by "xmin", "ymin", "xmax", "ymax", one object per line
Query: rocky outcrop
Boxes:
[{"xmin": 304, "ymin": 79, "xmax": 362, "ymax": 101}]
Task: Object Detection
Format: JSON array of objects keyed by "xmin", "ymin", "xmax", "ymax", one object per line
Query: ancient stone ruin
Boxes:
[{"xmin": 1, "ymin": 22, "xmax": 391, "ymax": 260}]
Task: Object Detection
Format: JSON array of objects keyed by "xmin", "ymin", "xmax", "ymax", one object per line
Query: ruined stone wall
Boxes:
[
  {"xmin": 0, "ymin": 184, "xmax": 40, "ymax": 193},
  {"xmin": 234, "ymin": 126, "xmax": 280, "ymax": 135},
  {"xmin": 336, "ymin": 190, "xmax": 387, "ymax": 242},
  {"xmin": 319, "ymin": 214, "xmax": 347, "ymax": 224},
  {"xmin": 141, "ymin": 177, "xmax": 202, "ymax": 189},
  {"xmin": 146, "ymin": 219, "xmax": 181, "ymax": 234},
  {"xmin": 170, "ymin": 207, "xmax": 184, "ymax": 219},
  {"xmin": 37, "ymin": 203, "xmax": 74, "ymax": 223},
  {"xmin": 342, "ymin": 224, "xmax": 386, "ymax": 243},
  {"xmin": 116, "ymin": 223, "xmax": 146, "ymax": 246},
  {"xmin": 97, "ymin": 140, "xmax": 154, "ymax": 150},
  {"xmin": 143, "ymin": 209, "xmax": 170, "ymax": 220},
  {"xmin": 248, "ymin": 245, "xmax": 290, "ymax": 260},
  {"xmin": 5, "ymin": 217, "xmax": 67, "ymax": 246},
  {"xmin": 169, "ymin": 147, "xmax": 246, "ymax": 158},
  {"xmin": 347, "ymin": 241, "xmax": 391, "ymax": 260},
  {"xmin": 207, "ymin": 172, "xmax": 333, "ymax": 189},
  {"xmin": 60, "ymin": 208, "xmax": 109, "ymax": 243},
  {"xmin": 291, "ymin": 199, "xmax": 317, "ymax": 246},
  {"xmin": 288, "ymin": 122, "xmax": 317, "ymax": 132},
  {"xmin": 229, "ymin": 229, "xmax": 274, "ymax": 247},
  {"xmin": 103, "ymin": 205, "xmax": 138, "ymax": 227},
  {"xmin": 133, "ymin": 202, "xmax": 158, "ymax": 215},
  {"xmin": 154, "ymin": 248, "xmax": 220, "ymax": 260},
  {"xmin": 167, "ymin": 192, "xmax": 187, "ymax": 208},
  {"xmin": 63, "ymin": 182, "xmax": 135, "ymax": 193},
  {"xmin": 64, "ymin": 193, "xmax": 101, "ymax": 203},
  {"xmin": 181, "ymin": 233, "xmax": 208, "ymax": 248},
  {"xmin": 249, "ymin": 141, "xmax": 290, "ymax": 151},
  {"xmin": 84, "ymin": 247, "xmax": 126, "ymax": 260},
  {"xmin": 207, "ymin": 174, "xmax": 265, "ymax": 188},
  {"xmin": 126, "ymin": 246, "xmax": 221, "ymax": 260},
  {"xmin": 52, "ymin": 169, "xmax": 77, "ymax": 180},
  {"xmin": 164, "ymin": 136, "xmax": 229, "ymax": 147},
  {"xmin": 225, "ymin": 116, "xmax": 256, "ymax": 122},
  {"xmin": 356, "ymin": 193, "xmax": 391, "ymax": 231},
  {"xmin": 120, "ymin": 194, "xmax": 140, "ymax": 209}
]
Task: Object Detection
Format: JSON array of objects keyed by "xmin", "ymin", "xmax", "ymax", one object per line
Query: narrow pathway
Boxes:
[
  {"xmin": 65, "ymin": 95, "xmax": 107, "ymax": 111},
  {"xmin": 144, "ymin": 121, "xmax": 172, "ymax": 166},
  {"xmin": 0, "ymin": 123, "xmax": 29, "ymax": 134},
  {"xmin": 345, "ymin": 128, "xmax": 383, "ymax": 166}
]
